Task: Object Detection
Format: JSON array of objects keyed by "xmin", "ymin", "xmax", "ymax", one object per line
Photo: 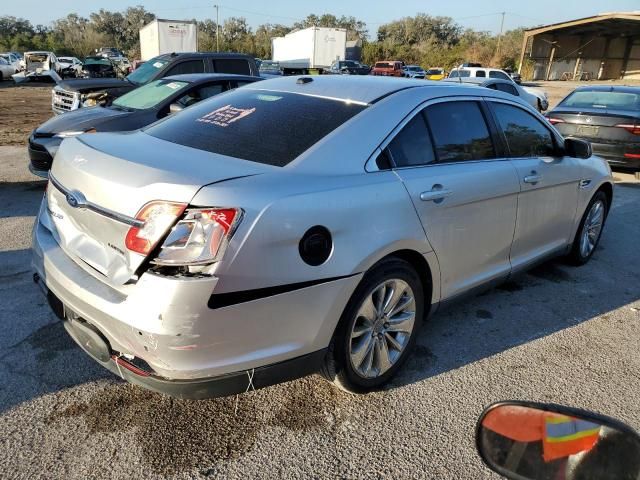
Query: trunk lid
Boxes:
[
  {"xmin": 549, "ymin": 108, "xmax": 640, "ymax": 143},
  {"xmin": 46, "ymin": 131, "xmax": 270, "ymax": 285}
]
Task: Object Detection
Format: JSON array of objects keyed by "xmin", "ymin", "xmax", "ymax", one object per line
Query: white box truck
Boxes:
[
  {"xmin": 139, "ymin": 19, "xmax": 198, "ymax": 61},
  {"xmin": 272, "ymin": 27, "xmax": 347, "ymax": 74}
]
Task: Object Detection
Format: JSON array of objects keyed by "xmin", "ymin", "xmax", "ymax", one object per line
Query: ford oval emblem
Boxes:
[{"xmin": 65, "ymin": 191, "xmax": 86, "ymax": 208}]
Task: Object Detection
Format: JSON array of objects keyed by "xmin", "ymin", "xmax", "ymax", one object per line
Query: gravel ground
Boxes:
[{"xmin": 0, "ymin": 145, "xmax": 639, "ymax": 479}]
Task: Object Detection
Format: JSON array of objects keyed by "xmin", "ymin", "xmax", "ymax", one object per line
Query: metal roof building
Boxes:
[{"xmin": 517, "ymin": 12, "xmax": 640, "ymax": 81}]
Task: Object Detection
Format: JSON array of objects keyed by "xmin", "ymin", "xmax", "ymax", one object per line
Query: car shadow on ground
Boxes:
[{"xmin": 0, "ymin": 180, "xmax": 47, "ymax": 219}]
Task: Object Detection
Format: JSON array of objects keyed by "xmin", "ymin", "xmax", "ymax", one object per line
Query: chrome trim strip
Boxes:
[{"xmin": 48, "ymin": 174, "xmax": 144, "ymax": 228}]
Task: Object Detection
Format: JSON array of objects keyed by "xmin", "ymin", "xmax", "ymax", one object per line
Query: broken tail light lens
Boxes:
[
  {"xmin": 152, "ymin": 208, "xmax": 241, "ymax": 266},
  {"xmin": 615, "ymin": 124, "xmax": 640, "ymax": 135},
  {"xmin": 125, "ymin": 201, "xmax": 187, "ymax": 255}
]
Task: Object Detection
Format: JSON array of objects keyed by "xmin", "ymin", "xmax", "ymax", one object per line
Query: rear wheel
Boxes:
[
  {"xmin": 321, "ymin": 258, "xmax": 424, "ymax": 393},
  {"xmin": 566, "ymin": 191, "xmax": 608, "ymax": 265}
]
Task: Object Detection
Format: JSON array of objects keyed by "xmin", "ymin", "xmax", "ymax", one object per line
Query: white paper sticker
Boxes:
[
  {"xmin": 153, "ymin": 61, "xmax": 163, "ymax": 68},
  {"xmin": 166, "ymin": 82, "xmax": 182, "ymax": 90}
]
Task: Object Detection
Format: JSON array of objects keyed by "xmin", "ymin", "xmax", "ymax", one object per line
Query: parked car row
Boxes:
[{"xmin": 30, "ymin": 68, "xmax": 616, "ymax": 399}]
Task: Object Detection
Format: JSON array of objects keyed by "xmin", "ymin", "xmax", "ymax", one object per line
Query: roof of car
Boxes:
[
  {"xmin": 573, "ymin": 85, "xmax": 640, "ymax": 93},
  {"xmin": 443, "ymin": 77, "xmax": 514, "ymax": 86},
  {"xmin": 242, "ymin": 75, "xmax": 460, "ymax": 104},
  {"xmin": 155, "ymin": 52, "xmax": 254, "ymax": 60},
  {"xmin": 163, "ymin": 73, "xmax": 262, "ymax": 84}
]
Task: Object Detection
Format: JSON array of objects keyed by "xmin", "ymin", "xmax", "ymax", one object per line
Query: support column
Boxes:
[
  {"xmin": 546, "ymin": 44, "xmax": 556, "ymax": 81},
  {"xmin": 517, "ymin": 33, "xmax": 529, "ymax": 74},
  {"xmin": 621, "ymin": 36, "xmax": 634, "ymax": 79}
]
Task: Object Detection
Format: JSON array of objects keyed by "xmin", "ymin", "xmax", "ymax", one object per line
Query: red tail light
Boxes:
[
  {"xmin": 624, "ymin": 153, "xmax": 640, "ymax": 159},
  {"xmin": 125, "ymin": 201, "xmax": 187, "ymax": 255},
  {"xmin": 546, "ymin": 117, "xmax": 565, "ymax": 125},
  {"xmin": 615, "ymin": 124, "xmax": 640, "ymax": 135}
]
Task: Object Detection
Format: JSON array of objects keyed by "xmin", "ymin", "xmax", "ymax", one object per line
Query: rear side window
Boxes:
[
  {"xmin": 496, "ymin": 83, "xmax": 518, "ymax": 96},
  {"xmin": 166, "ymin": 60, "xmax": 205, "ymax": 76},
  {"xmin": 213, "ymin": 59, "xmax": 251, "ymax": 75},
  {"xmin": 489, "ymin": 71, "xmax": 510, "ymax": 81},
  {"xmin": 387, "ymin": 114, "xmax": 436, "ymax": 167},
  {"xmin": 145, "ymin": 89, "xmax": 366, "ymax": 166},
  {"xmin": 492, "ymin": 103, "xmax": 556, "ymax": 157},
  {"xmin": 424, "ymin": 101, "xmax": 495, "ymax": 162},
  {"xmin": 475, "ymin": 70, "xmax": 486, "ymax": 78}
]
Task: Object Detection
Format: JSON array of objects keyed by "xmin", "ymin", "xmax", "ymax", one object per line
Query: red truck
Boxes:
[{"xmin": 370, "ymin": 60, "xmax": 404, "ymax": 77}]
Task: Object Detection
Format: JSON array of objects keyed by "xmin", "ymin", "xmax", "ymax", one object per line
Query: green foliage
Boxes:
[{"xmin": 0, "ymin": 10, "xmax": 524, "ymax": 71}]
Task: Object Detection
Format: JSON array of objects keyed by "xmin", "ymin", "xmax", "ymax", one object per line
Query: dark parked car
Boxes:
[
  {"xmin": 30, "ymin": 73, "xmax": 261, "ymax": 177},
  {"xmin": 79, "ymin": 56, "xmax": 117, "ymax": 79},
  {"xmin": 51, "ymin": 52, "xmax": 259, "ymax": 114},
  {"xmin": 546, "ymin": 86, "xmax": 640, "ymax": 170},
  {"xmin": 327, "ymin": 60, "xmax": 371, "ymax": 75}
]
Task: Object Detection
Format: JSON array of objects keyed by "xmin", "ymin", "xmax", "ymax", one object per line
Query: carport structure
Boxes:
[{"xmin": 518, "ymin": 12, "xmax": 640, "ymax": 81}]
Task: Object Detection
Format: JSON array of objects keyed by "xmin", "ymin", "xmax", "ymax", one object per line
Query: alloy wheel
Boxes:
[
  {"xmin": 580, "ymin": 199, "xmax": 605, "ymax": 258},
  {"xmin": 348, "ymin": 279, "xmax": 416, "ymax": 379}
]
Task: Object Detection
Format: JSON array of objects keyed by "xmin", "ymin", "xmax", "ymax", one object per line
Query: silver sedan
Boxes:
[{"xmin": 32, "ymin": 76, "xmax": 613, "ymax": 398}]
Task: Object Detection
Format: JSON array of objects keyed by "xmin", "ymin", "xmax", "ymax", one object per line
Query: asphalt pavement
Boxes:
[{"xmin": 1, "ymin": 145, "xmax": 639, "ymax": 479}]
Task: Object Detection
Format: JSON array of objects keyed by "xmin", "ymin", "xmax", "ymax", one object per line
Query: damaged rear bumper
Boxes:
[
  {"xmin": 61, "ymin": 314, "xmax": 326, "ymax": 399},
  {"xmin": 32, "ymin": 203, "xmax": 360, "ymax": 397}
]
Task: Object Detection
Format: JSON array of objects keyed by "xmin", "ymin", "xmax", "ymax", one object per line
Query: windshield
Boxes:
[
  {"xmin": 426, "ymin": 69, "xmax": 442, "ymax": 75},
  {"xmin": 84, "ymin": 57, "xmax": 110, "ymax": 66},
  {"xmin": 126, "ymin": 56, "xmax": 169, "ymax": 85},
  {"xmin": 560, "ymin": 90, "xmax": 640, "ymax": 111},
  {"xmin": 145, "ymin": 89, "xmax": 367, "ymax": 166},
  {"xmin": 449, "ymin": 69, "xmax": 471, "ymax": 78},
  {"xmin": 406, "ymin": 66, "xmax": 421, "ymax": 71},
  {"xmin": 112, "ymin": 79, "xmax": 188, "ymax": 110}
]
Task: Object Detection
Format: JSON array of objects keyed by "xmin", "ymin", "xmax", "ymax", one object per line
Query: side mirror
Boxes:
[
  {"xmin": 476, "ymin": 401, "xmax": 640, "ymax": 480},
  {"xmin": 564, "ymin": 137, "xmax": 592, "ymax": 159},
  {"xmin": 169, "ymin": 103, "xmax": 184, "ymax": 115}
]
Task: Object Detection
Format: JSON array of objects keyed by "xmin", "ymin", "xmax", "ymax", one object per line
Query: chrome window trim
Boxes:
[
  {"xmin": 366, "ymin": 95, "xmax": 510, "ymax": 172},
  {"xmin": 48, "ymin": 173, "xmax": 145, "ymax": 228}
]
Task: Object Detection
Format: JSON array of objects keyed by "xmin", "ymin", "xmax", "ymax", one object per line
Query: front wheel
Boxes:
[
  {"xmin": 321, "ymin": 258, "xmax": 424, "ymax": 393},
  {"xmin": 566, "ymin": 191, "xmax": 608, "ymax": 265}
]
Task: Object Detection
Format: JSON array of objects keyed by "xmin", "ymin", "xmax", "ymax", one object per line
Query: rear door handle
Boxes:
[
  {"xmin": 420, "ymin": 188, "xmax": 453, "ymax": 202},
  {"xmin": 523, "ymin": 174, "xmax": 542, "ymax": 184}
]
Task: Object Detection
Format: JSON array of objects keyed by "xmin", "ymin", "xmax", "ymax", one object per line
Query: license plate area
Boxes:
[{"xmin": 577, "ymin": 125, "xmax": 599, "ymax": 136}]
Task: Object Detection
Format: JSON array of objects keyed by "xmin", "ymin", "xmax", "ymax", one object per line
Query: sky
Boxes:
[{"xmin": 4, "ymin": 0, "xmax": 640, "ymax": 35}]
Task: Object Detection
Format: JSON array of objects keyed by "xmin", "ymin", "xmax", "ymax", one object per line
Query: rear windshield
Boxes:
[
  {"xmin": 426, "ymin": 69, "xmax": 442, "ymax": 75},
  {"xmin": 560, "ymin": 90, "xmax": 640, "ymax": 111},
  {"xmin": 375, "ymin": 62, "xmax": 392, "ymax": 68},
  {"xmin": 145, "ymin": 89, "xmax": 367, "ymax": 166}
]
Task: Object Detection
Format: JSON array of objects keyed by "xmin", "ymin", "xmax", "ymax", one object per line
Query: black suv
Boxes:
[{"xmin": 51, "ymin": 52, "xmax": 259, "ymax": 114}]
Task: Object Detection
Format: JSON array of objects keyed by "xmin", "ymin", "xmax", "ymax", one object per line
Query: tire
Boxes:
[
  {"xmin": 321, "ymin": 257, "xmax": 425, "ymax": 393},
  {"xmin": 565, "ymin": 191, "xmax": 608, "ymax": 266}
]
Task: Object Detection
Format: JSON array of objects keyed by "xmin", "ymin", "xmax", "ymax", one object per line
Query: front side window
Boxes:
[
  {"xmin": 145, "ymin": 89, "xmax": 367, "ymax": 166},
  {"xmin": 387, "ymin": 114, "xmax": 436, "ymax": 167},
  {"xmin": 166, "ymin": 59, "xmax": 205, "ymax": 76},
  {"xmin": 491, "ymin": 103, "xmax": 556, "ymax": 158},
  {"xmin": 424, "ymin": 101, "xmax": 495, "ymax": 162}
]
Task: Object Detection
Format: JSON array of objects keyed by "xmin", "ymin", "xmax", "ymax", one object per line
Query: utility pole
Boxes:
[
  {"xmin": 214, "ymin": 4, "xmax": 219, "ymax": 52},
  {"xmin": 495, "ymin": 11, "xmax": 506, "ymax": 64}
]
